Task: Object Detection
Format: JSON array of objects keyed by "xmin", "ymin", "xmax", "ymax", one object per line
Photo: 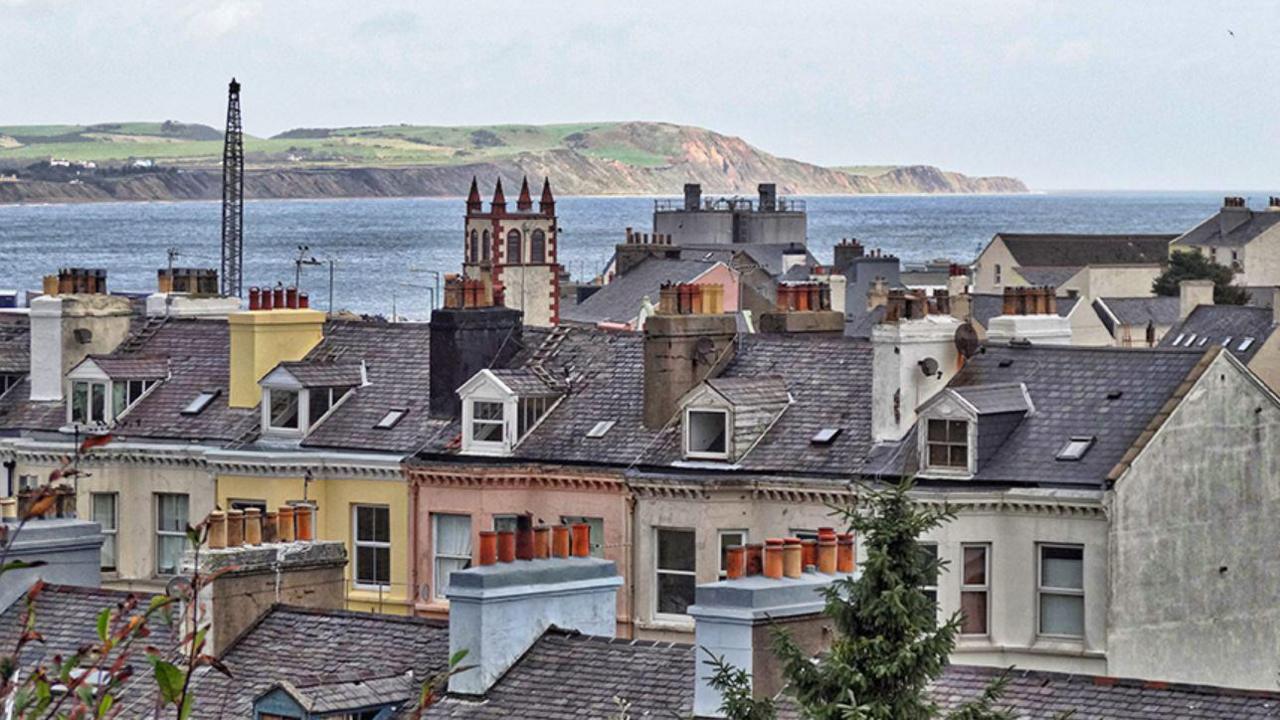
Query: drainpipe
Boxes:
[{"xmin": 407, "ymin": 467, "xmax": 419, "ymax": 615}]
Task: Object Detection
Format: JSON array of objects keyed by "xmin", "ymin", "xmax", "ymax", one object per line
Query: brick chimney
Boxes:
[
  {"xmin": 189, "ymin": 525, "xmax": 346, "ymax": 656},
  {"xmin": 446, "ymin": 523, "xmax": 622, "ymax": 697},
  {"xmin": 644, "ymin": 286, "xmax": 737, "ymax": 429},
  {"xmin": 871, "ymin": 310, "xmax": 963, "ymax": 442},
  {"xmin": 986, "ymin": 288, "xmax": 1071, "ymax": 345},
  {"xmin": 689, "ymin": 531, "xmax": 853, "ymax": 718},
  {"xmin": 28, "ymin": 293, "xmax": 134, "ymax": 402},
  {"xmin": 1179, "ymin": 279, "xmax": 1214, "ymax": 321},
  {"xmin": 758, "ymin": 282, "xmax": 843, "ymax": 335},
  {"xmin": 428, "ymin": 306, "xmax": 523, "ymax": 418},
  {"xmin": 228, "ymin": 301, "xmax": 326, "ymax": 408}
]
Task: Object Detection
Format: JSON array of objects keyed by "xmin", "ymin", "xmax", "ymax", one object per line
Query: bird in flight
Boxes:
[{"xmin": 1228, "ymin": 29, "xmax": 1235, "ymax": 36}]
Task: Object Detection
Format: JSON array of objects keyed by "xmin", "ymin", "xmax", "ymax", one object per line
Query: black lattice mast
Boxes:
[{"xmin": 220, "ymin": 77, "xmax": 244, "ymax": 298}]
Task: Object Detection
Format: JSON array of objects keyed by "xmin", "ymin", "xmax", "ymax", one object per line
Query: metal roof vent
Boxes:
[{"xmin": 1106, "ymin": 390, "xmax": 1123, "ymax": 400}]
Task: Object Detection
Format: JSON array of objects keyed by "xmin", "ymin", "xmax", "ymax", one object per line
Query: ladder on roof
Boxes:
[
  {"xmin": 117, "ymin": 317, "xmax": 168, "ymax": 354},
  {"xmin": 529, "ymin": 325, "xmax": 571, "ymax": 366}
]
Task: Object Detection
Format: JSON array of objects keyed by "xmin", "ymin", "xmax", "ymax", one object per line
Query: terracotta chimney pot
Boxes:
[
  {"xmin": 801, "ymin": 539, "xmax": 818, "ymax": 570},
  {"xmin": 497, "ymin": 530, "xmax": 516, "ymax": 563},
  {"xmin": 725, "ymin": 545, "xmax": 746, "ymax": 580},
  {"xmin": 837, "ymin": 533, "xmax": 855, "ymax": 573},
  {"xmin": 817, "ymin": 538, "xmax": 837, "ymax": 574},
  {"xmin": 515, "ymin": 515, "xmax": 535, "ymax": 561},
  {"xmin": 763, "ymin": 538, "xmax": 785, "ymax": 579},
  {"xmin": 745, "ymin": 543, "xmax": 764, "ymax": 576},
  {"xmin": 295, "ymin": 505, "xmax": 313, "ymax": 542},
  {"xmin": 208, "ymin": 511, "xmax": 227, "ymax": 550},
  {"xmin": 277, "ymin": 506, "xmax": 296, "ymax": 542},
  {"xmin": 782, "ymin": 537, "xmax": 803, "ymax": 579},
  {"xmin": 551, "ymin": 525, "xmax": 571, "ymax": 558},
  {"xmin": 571, "ymin": 523, "xmax": 591, "ymax": 558},
  {"xmin": 478, "ymin": 531, "xmax": 498, "ymax": 566},
  {"xmin": 263, "ymin": 511, "xmax": 279, "ymax": 544},
  {"xmin": 244, "ymin": 508, "xmax": 263, "ymax": 546},
  {"xmin": 226, "ymin": 509, "xmax": 245, "ymax": 548},
  {"xmin": 533, "ymin": 525, "xmax": 550, "ymax": 560}
]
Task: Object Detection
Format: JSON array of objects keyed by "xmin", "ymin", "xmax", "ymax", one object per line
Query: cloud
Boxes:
[{"xmin": 182, "ymin": 0, "xmax": 262, "ymax": 40}]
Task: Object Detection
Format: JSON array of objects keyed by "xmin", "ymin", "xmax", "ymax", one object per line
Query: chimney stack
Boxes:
[
  {"xmin": 758, "ymin": 183, "xmax": 777, "ymax": 212},
  {"xmin": 188, "ymin": 534, "xmax": 345, "ymax": 656},
  {"xmin": 28, "ymin": 293, "xmax": 134, "ymax": 402},
  {"xmin": 429, "ymin": 306, "xmax": 523, "ymax": 418},
  {"xmin": 689, "ymin": 535, "xmax": 853, "ymax": 718},
  {"xmin": 227, "ymin": 300, "xmax": 326, "ymax": 408},
  {"xmin": 683, "ymin": 183, "xmax": 702, "ymax": 211},
  {"xmin": 1179, "ymin": 279, "xmax": 1214, "ymax": 321},
  {"xmin": 643, "ymin": 299, "xmax": 737, "ymax": 429},
  {"xmin": 447, "ymin": 531, "xmax": 622, "ymax": 697}
]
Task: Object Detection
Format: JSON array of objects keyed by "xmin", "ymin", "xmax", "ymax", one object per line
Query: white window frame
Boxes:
[
  {"xmin": 91, "ymin": 492, "xmax": 118, "ymax": 572},
  {"xmin": 1037, "ymin": 543, "xmax": 1085, "ymax": 640},
  {"xmin": 717, "ymin": 529, "xmax": 748, "ymax": 579},
  {"xmin": 352, "ymin": 504, "xmax": 391, "ymax": 590},
  {"xmin": 462, "ymin": 397, "xmax": 510, "ymax": 456},
  {"xmin": 307, "ymin": 385, "xmax": 353, "ymax": 430},
  {"xmin": 431, "ymin": 513, "xmax": 472, "ymax": 602},
  {"xmin": 684, "ymin": 407, "xmax": 730, "ymax": 461},
  {"xmin": 919, "ymin": 541, "xmax": 939, "ymax": 612},
  {"xmin": 959, "ymin": 543, "xmax": 990, "ymax": 637},
  {"xmin": 654, "ymin": 527, "xmax": 697, "ymax": 619},
  {"xmin": 155, "ymin": 493, "xmax": 189, "ymax": 577},
  {"xmin": 263, "ymin": 387, "xmax": 304, "ymax": 436},
  {"xmin": 69, "ymin": 379, "xmax": 109, "ymax": 426},
  {"xmin": 924, "ymin": 417, "xmax": 971, "ymax": 472}
]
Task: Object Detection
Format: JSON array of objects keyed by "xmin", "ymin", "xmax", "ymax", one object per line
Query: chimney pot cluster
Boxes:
[
  {"xmin": 1269, "ymin": 197, "xmax": 1280, "ymax": 210},
  {"xmin": 443, "ymin": 274, "xmax": 497, "ymax": 310},
  {"xmin": 1224, "ymin": 196, "xmax": 1247, "ymax": 208},
  {"xmin": 248, "ymin": 284, "xmax": 309, "ymax": 311},
  {"xmin": 45, "ymin": 268, "xmax": 108, "ymax": 296},
  {"xmin": 158, "ymin": 268, "xmax": 218, "ymax": 295},
  {"xmin": 207, "ymin": 504, "xmax": 315, "ymax": 551},
  {"xmin": 776, "ymin": 283, "xmax": 832, "ymax": 312},
  {"xmin": 624, "ymin": 228, "xmax": 674, "ymax": 246},
  {"xmin": 883, "ymin": 289, "xmax": 930, "ymax": 322},
  {"xmin": 477, "ymin": 518, "xmax": 593, "ymax": 567},
  {"xmin": 745, "ymin": 529, "xmax": 852, "ymax": 582},
  {"xmin": 1001, "ymin": 286, "xmax": 1057, "ymax": 316},
  {"xmin": 658, "ymin": 282, "xmax": 725, "ymax": 315}
]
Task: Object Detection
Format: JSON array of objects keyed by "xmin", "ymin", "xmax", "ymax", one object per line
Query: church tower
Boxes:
[{"xmin": 462, "ymin": 176, "xmax": 561, "ymax": 326}]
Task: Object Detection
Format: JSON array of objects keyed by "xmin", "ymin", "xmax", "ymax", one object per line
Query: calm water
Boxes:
[{"xmin": 0, "ymin": 192, "xmax": 1252, "ymax": 318}]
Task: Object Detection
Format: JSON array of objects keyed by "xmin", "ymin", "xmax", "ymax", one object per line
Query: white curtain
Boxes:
[{"xmin": 433, "ymin": 514, "xmax": 472, "ymax": 600}]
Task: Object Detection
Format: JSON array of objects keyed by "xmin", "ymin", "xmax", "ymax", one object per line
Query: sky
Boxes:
[{"xmin": 1, "ymin": 0, "xmax": 1277, "ymax": 190}]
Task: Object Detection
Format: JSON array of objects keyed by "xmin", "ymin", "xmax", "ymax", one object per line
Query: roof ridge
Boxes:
[{"xmin": 947, "ymin": 663, "xmax": 1280, "ymax": 700}]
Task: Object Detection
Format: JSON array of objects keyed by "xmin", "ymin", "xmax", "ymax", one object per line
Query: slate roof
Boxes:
[
  {"xmin": 951, "ymin": 383, "xmax": 1031, "ymax": 415},
  {"xmin": 1172, "ymin": 207, "xmax": 1280, "ymax": 248},
  {"xmin": 275, "ymin": 359, "xmax": 365, "ymax": 388},
  {"xmin": 82, "ymin": 354, "xmax": 170, "ymax": 379},
  {"xmin": 0, "ymin": 318, "xmax": 258, "ymax": 442},
  {"xmin": 488, "ymin": 368, "xmax": 561, "ymax": 397},
  {"xmin": 844, "ymin": 306, "xmax": 887, "ymax": 340},
  {"xmin": 1159, "ymin": 304, "xmax": 1277, "ymax": 363},
  {"xmin": 995, "ymin": 233, "xmax": 1174, "ymax": 267},
  {"xmin": 705, "ymin": 375, "xmax": 790, "ymax": 406},
  {"xmin": 970, "ymin": 294, "xmax": 1077, "ymax": 329},
  {"xmin": 497, "ymin": 328, "xmax": 874, "ymax": 478},
  {"xmin": 930, "ymin": 665, "xmax": 1280, "ymax": 719},
  {"xmin": 681, "ymin": 243, "xmax": 817, "ymax": 277},
  {"xmin": 563, "ymin": 257, "xmax": 715, "ymax": 326},
  {"xmin": 426, "ymin": 630, "xmax": 695, "ymax": 719},
  {"xmin": 0, "ymin": 315, "xmax": 30, "ymax": 375},
  {"xmin": 1093, "ymin": 296, "xmax": 1182, "ymax": 335},
  {"xmin": 1013, "ymin": 266, "xmax": 1082, "ymax": 288},
  {"xmin": 297, "ymin": 321, "xmax": 455, "ymax": 454},
  {"xmin": 263, "ymin": 672, "xmax": 417, "ymax": 715},
  {"xmin": 184, "ymin": 605, "xmax": 450, "ymax": 719},
  {"xmin": 0, "ymin": 584, "xmax": 178, "ymax": 702},
  {"xmin": 865, "ymin": 344, "xmax": 1210, "ymax": 486}
]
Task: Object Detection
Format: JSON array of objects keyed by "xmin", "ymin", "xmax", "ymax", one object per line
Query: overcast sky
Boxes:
[{"xmin": 2, "ymin": 0, "xmax": 1276, "ymax": 190}]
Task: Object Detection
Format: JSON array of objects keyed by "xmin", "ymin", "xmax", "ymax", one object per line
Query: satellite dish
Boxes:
[
  {"xmin": 419, "ymin": 583, "xmax": 432, "ymax": 602},
  {"xmin": 918, "ymin": 357, "xmax": 940, "ymax": 377},
  {"xmin": 955, "ymin": 322, "xmax": 980, "ymax": 359}
]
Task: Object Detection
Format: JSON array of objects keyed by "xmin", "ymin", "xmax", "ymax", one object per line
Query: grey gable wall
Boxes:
[{"xmin": 1107, "ymin": 350, "xmax": 1280, "ymax": 690}]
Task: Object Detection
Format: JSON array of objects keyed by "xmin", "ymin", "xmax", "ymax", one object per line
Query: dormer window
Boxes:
[
  {"xmin": 66, "ymin": 356, "xmax": 166, "ymax": 427},
  {"xmin": 260, "ymin": 360, "xmax": 363, "ymax": 438},
  {"xmin": 458, "ymin": 369, "xmax": 563, "ymax": 456},
  {"xmin": 71, "ymin": 381, "xmax": 108, "ymax": 425},
  {"xmin": 685, "ymin": 408, "xmax": 729, "ymax": 459},
  {"xmin": 925, "ymin": 419, "xmax": 969, "ymax": 469}
]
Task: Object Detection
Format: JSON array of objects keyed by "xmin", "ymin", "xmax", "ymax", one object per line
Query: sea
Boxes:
[{"xmin": 0, "ymin": 192, "xmax": 1253, "ymax": 319}]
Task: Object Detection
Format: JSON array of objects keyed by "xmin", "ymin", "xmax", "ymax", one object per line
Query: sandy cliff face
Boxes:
[{"xmin": 0, "ymin": 121, "xmax": 1026, "ymax": 203}]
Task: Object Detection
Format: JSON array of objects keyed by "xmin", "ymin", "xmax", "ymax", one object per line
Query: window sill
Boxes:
[
  {"xmin": 347, "ymin": 587, "xmax": 409, "ymax": 605},
  {"xmin": 636, "ymin": 615, "xmax": 695, "ymax": 634}
]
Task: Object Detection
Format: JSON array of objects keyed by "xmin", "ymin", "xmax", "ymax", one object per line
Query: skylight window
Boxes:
[
  {"xmin": 1056, "ymin": 436, "xmax": 1095, "ymax": 461},
  {"xmin": 1197, "ymin": 336, "xmax": 1208, "ymax": 346},
  {"xmin": 181, "ymin": 390, "xmax": 219, "ymax": 416},
  {"xmin": 1172, "ymin": 334, "xmax": 1186, "ymax": 345},
  {"xmin": 1238, "ymin": 337, "xmax": 1255, "ymax": 352},
  {"xmin": 1221, "ymin": 336, "xmax": 1233, "ymax": 347},
  {"xmin": 586, "ymin": 420, "xmax": 616, "ymax": 439},
  {"xmin": 374, "ymin": 408, "xmax": 407, "ymax": 429},
  {"xmin": 1183, "ymin": 333, "xmax": 1197, "ymax": 347},
  {"xmin": 811, "ymin": 427, "xmax": 842, "ymax": 445}
]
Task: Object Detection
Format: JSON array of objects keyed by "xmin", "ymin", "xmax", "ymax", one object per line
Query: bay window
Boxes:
[
  {"xmin": 1038, "ymin": 544, "xmax": 1085, "ymax": 638},
  {"xmin": 432, "ymin": 513, "xmax": 472, "ymax": 601}
]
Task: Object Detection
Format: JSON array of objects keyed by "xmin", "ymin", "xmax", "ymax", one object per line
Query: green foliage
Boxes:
[
  {"xmin": 1152, "ymin": 250, "xmax": 1250, "ymax": 305},
  {"xmin": 704, "ymin": 649, "xmax": 777, "ymax": 720}
]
